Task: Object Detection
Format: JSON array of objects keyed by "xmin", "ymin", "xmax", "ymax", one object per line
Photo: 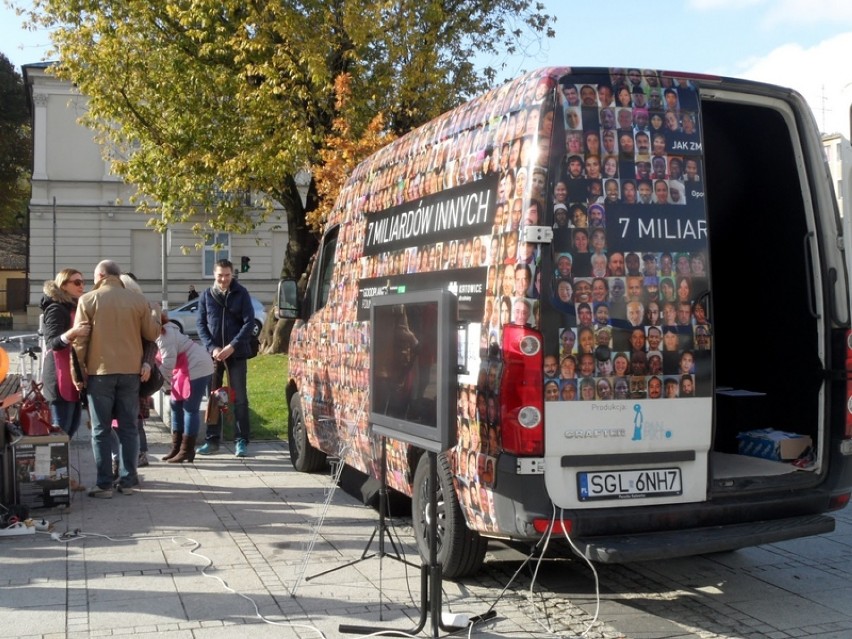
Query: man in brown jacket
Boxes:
[{"xmin": 72, "ymin": 260, "xmax": 161, "ymax": 498}]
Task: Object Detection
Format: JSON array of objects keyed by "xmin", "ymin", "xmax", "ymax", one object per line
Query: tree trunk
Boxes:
[{"xmin": 259, "ymin": 174, "xmax": 319, "ymax": 354}]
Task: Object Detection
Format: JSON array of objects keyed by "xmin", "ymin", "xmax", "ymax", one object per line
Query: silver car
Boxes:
[{"xmin": 166, "ymin": 296, "xmax": 266, "ymax": 338}]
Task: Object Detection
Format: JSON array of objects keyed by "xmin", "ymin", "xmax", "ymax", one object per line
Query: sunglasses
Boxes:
[{"xmin": 67, "ymin": 279, "xmax": 85, "ymax": 286}]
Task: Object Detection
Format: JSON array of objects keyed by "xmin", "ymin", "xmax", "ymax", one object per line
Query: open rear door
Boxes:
[{"xmin": 541, "ymin": 70, "xmax": 713, "ymax": 509}]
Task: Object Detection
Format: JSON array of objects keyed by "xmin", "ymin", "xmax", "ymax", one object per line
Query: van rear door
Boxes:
[{"xmin": 541, "ymin": 70, "xmax": 712, "ymax": 509}]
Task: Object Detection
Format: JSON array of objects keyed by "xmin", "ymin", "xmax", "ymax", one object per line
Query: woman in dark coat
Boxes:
[{"xmin": 40, "ymin": 268, "xmax": 90, "ymax": 438}]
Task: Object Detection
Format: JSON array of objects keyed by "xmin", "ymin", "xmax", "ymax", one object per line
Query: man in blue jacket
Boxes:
[{"xmin": 196, "ymin": 259, "xmax": 256, "ymax": 457}]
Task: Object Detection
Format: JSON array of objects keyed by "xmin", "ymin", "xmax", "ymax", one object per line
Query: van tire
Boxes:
[
  {"xmin": 288, "ymin": 394, "xmax": 326, "ymax": 472},
  {"xmin": 411, "ymin": 452, "xmax": 487, "ymax": 579}
]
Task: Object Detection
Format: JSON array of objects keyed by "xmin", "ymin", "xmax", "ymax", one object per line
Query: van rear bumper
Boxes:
[{"xmin": 571, "ymin": 513, "xmax": 835, "ymax": 563}]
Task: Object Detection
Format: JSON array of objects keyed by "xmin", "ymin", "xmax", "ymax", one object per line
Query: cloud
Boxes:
[{"xmin": 731, "ymin": 33, "xmax": 852, "ymax": 135}]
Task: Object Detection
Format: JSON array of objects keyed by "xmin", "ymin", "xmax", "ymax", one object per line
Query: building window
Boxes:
[{"xmin": 203, "ymin": 233, "xmax": 231, "ymax": 277}]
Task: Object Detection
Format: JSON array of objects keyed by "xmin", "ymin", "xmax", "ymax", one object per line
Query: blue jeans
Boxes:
[
  {"xmin": 109, "ymin": 418, "xmax": 145, "ymax": 459},
  {"xmin": 205, "ymin": 359, "xmax": 250, "ymax": 444},
  {"xmin": 88, "ymin": 374, "xmax": 140, "ymax": 489},
  {"xmin": 50, "ymin": 398, "xmax": 82, "ymax": 439},
  {"xmin": 171, "ymin": 374, "xmax": 212, "ymax": 437}
]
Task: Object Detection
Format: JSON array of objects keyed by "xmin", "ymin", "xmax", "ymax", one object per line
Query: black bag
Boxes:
[
  {"xmin": 139, "ymin": 365, "xmax": 164, "ymax": 397},
  {"xmin": 247, "ymin": 321, "xmax": 260, "ymax": 359},
  {"xmin": 139, "ymin": 339, "xmax": 164, "ymax": 397}
]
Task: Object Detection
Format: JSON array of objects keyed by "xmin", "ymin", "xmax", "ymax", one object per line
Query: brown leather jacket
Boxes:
[{"xmin": 71, "ymin": 275, "xmax": 162, "ymax": 381}]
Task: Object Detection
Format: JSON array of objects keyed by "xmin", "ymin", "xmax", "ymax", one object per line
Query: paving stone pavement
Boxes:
[
  {"xmin": 3, "ymin": 334, "xmax": 852, "ymax": 638},
  {"xmin": 4, "ymin": 404, "xmax": 852, "ymax": 639},
  {"xmin": 0, "ymin": 408, "xmax": 619, "ymax": 639}
]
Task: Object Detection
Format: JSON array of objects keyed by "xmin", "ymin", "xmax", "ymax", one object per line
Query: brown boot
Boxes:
[
  {"xmin": 162, "ymin": 432, "xmax": 183, "ymax": 461},
  {"xmin": 182, "ymin": 435, "xmax": 197, "ymax": 463},
  {"xmin": 168, "ymin": 435, "xmax": 197, "ymax": 463}
]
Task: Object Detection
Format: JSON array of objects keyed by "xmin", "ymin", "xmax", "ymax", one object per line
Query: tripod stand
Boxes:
[
  {"xmin": 340, "ymin": 450, "xmax": 495, "ymax": 638},
  {"xmin": 305, "ymin": 436, "xmax": 415, "ymax": 617}
]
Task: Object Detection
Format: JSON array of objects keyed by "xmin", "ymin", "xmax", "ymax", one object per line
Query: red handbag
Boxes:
[{"xmin": 19, "ymin": 383, "xmax": 59, "ymax": 437}]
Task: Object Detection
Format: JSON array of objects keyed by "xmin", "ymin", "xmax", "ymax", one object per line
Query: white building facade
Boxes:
[
  {"xmin": 822, "ymin": 132, "xmax": 852, "ymax": 219},
  {"xmin": 22, "ymin": 63, "xmax": 292, "ymax": 329}
]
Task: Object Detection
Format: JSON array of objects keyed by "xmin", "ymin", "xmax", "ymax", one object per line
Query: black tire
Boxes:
[
  {"xmin": 411, "ymin": 452, "xmax": 487, "ymax": 579},
  {"xmin": 288, "ymin": 394, "xmax": 326, "ymax": 472}
]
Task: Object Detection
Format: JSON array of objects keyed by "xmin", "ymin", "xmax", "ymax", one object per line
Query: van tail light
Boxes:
[
  {"xmin": 845, "ymin": 330, "xmax": 852, "ymax": 438},
  {"xmin": 499, "ymin": 323, "xmax": 544, "ymax": 456},
  {"xmin": 829, "ymin": 492, "xmax": 851, "ymax": 512},
  {"xmin": 533, "ymin": 516, "xmax": 573, "ymax": 534}
]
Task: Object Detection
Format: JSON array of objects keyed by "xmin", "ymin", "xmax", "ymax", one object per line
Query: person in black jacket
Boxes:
[
  {"xmin": 40, "ymin": 268, "xmax": 91, "ymax": 439},
  {"xmin": 196, "ymin": 259, "xmax": 255, "ymax": 457}
]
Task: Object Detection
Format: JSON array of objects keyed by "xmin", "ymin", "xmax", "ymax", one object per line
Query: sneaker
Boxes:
[
  {"xmin": 115, "ymin": 484, "xmax": 134, "ymax": 495},
  {"xmin": 196, "ymin": 442, "xmax": 220, "ymax": 455},
  {"xmin": 235, "ymin": 440, "xmax": 248, "ymax": 458},
  {"xmin": 137, "ymin": 452, "xmax": 150, "ymax": 467},
  {"xmin": 88, "ymin": 486, "xmax": 113, "ymax": 499}
]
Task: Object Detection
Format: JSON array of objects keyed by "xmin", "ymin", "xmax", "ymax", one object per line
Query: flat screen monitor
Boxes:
[{"xmin": 370, "ymin": 289, "xmax": 457, "ymax": 452}]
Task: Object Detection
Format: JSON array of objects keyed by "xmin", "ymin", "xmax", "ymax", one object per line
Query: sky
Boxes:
[{"xmin": 4, "ymin": 0, "xmax": 852, "ymax": 136}]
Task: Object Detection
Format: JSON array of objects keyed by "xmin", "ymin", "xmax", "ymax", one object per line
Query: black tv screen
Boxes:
[{"xmin": 370, "ymin": 289, "xmax": 457, "ymax": 452}]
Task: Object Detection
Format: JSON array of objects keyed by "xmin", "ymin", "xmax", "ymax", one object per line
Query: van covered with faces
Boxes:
[{"xmin": 278, "ymin": 67, "xmax": 852, "ymax": 578}]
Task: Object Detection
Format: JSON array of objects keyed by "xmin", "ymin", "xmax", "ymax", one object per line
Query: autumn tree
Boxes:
[
  {"xmin": 0, "ymin": 52, "xmax": 31, "ymax": 231},
  {"xmin": 19, "ymin": 0, "xmax": 554, "ymax": 347},
  {"xmin": 309, "ymin": 73, "xmax": 393, "ymax": 233}
]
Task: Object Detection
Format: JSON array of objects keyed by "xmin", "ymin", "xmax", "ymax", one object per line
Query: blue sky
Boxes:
[{"xmin": 4, "ymin": 0, "xmax": 852, "ymax": 135}]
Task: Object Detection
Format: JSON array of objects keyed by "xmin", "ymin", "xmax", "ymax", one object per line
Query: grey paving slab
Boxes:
[
  {"xmin": 5, "ymin": 407, "xmax": 852, "ymax": 639},
  {"xmin": 0, "ymin": 607, "xmax": 68, "ymax": 637}
]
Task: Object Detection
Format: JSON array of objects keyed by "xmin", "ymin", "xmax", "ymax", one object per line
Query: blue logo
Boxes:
[
  {"xmin": 632, "ymin": 404, "xmax": 643, "ymax": 441},
  {"xmin": 630, "ymin": 403, "xmax": 672, "ymax": 442}
]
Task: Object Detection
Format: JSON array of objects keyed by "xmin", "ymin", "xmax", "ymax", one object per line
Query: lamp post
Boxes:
[{"xmin": 161, "ymin": 226, "xmax": 169, "ymax": 311}]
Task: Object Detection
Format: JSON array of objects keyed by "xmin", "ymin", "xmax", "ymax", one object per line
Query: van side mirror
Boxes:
[{"xmin": 276, "ymin": 279, "xmax": 299, "ymax": 319}]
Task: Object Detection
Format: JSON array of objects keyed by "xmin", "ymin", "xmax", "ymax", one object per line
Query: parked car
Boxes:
[{"xmin": 166, "ymin": 296, "xmax": 266, "ymax": 337}]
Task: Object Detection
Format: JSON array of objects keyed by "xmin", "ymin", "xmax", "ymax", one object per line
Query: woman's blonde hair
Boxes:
[{"xmin": 53, "ymin": 268, "xmax": 82, "ymax": 288}]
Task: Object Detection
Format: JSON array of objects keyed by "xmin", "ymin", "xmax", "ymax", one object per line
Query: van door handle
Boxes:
[{"xmin": 803, "ymin": 232, "xmax": 820, "ymax": 320}]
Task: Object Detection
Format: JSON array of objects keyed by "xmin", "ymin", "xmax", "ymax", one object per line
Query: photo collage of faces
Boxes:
[
  {"xmin": 449, "ymin": 382, "xmax": 500, "ymax": 531},
  {"xmin": 558, "ymin": 68, "xmax": 702, "ymax": 214},
  {"xmin": 442, "ymin": 72, "xmax": 559, "ymax": 532},
  {"xmin": 289, "ymin": 70, "xmax": 560, "ymax": 509},
  {"xmin": 287, "ymin": 68, "xmax": 711, "ymax": 533},
  {"xmin": 546, "ymin": 68, "xmax": 711, "ymax": 402}
]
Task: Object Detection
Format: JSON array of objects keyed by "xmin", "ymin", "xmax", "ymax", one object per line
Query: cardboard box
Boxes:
[
  {"xmin": 11, "ymin": 434, "xmax": 70, "ymax": 509},
  {"xmin": 736, "ymin": 428, "xmax": 812, "ymax": 462}
]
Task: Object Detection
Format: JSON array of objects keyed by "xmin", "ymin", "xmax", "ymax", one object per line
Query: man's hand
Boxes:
[
  {"xmin": 213, "ymin": 344, "xmax": 235, "ymax": 362},
  {"xmin": 140, "ymin": 362, "xmax": 152, "ymax": 382},
  {"xmin": 65, "ymin": 321, "xmax": 91, "ymax": 342}
]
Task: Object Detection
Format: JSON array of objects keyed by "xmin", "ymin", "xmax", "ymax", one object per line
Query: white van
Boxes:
[{"xmin": 278, "ymin": 67, "xmax": 852, "ymax": 578}]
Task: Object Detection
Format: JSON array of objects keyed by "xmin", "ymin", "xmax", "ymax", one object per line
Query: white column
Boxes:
[{"xmin": 32, "ymin": 93, "xmax": 49, "ymax": 180}]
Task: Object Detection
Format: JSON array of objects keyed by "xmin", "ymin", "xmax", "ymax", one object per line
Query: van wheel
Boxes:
[
  {"xmin": 288, "ymin": 394, "xmax": 326, "ymax": 472},
  {"xmin": 411, "ymin": 452, "xmax": 487, "ymax": 579}
]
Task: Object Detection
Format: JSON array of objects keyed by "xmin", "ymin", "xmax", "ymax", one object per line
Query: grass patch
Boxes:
[{"xmin": 246, "ymin": 353, "xmax": 289, "ymax": 441}]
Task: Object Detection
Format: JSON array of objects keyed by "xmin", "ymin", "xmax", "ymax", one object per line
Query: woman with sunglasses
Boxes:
[{"xmin": 40, "ymin": 269, "xmax": 91, "ymax": 486}]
